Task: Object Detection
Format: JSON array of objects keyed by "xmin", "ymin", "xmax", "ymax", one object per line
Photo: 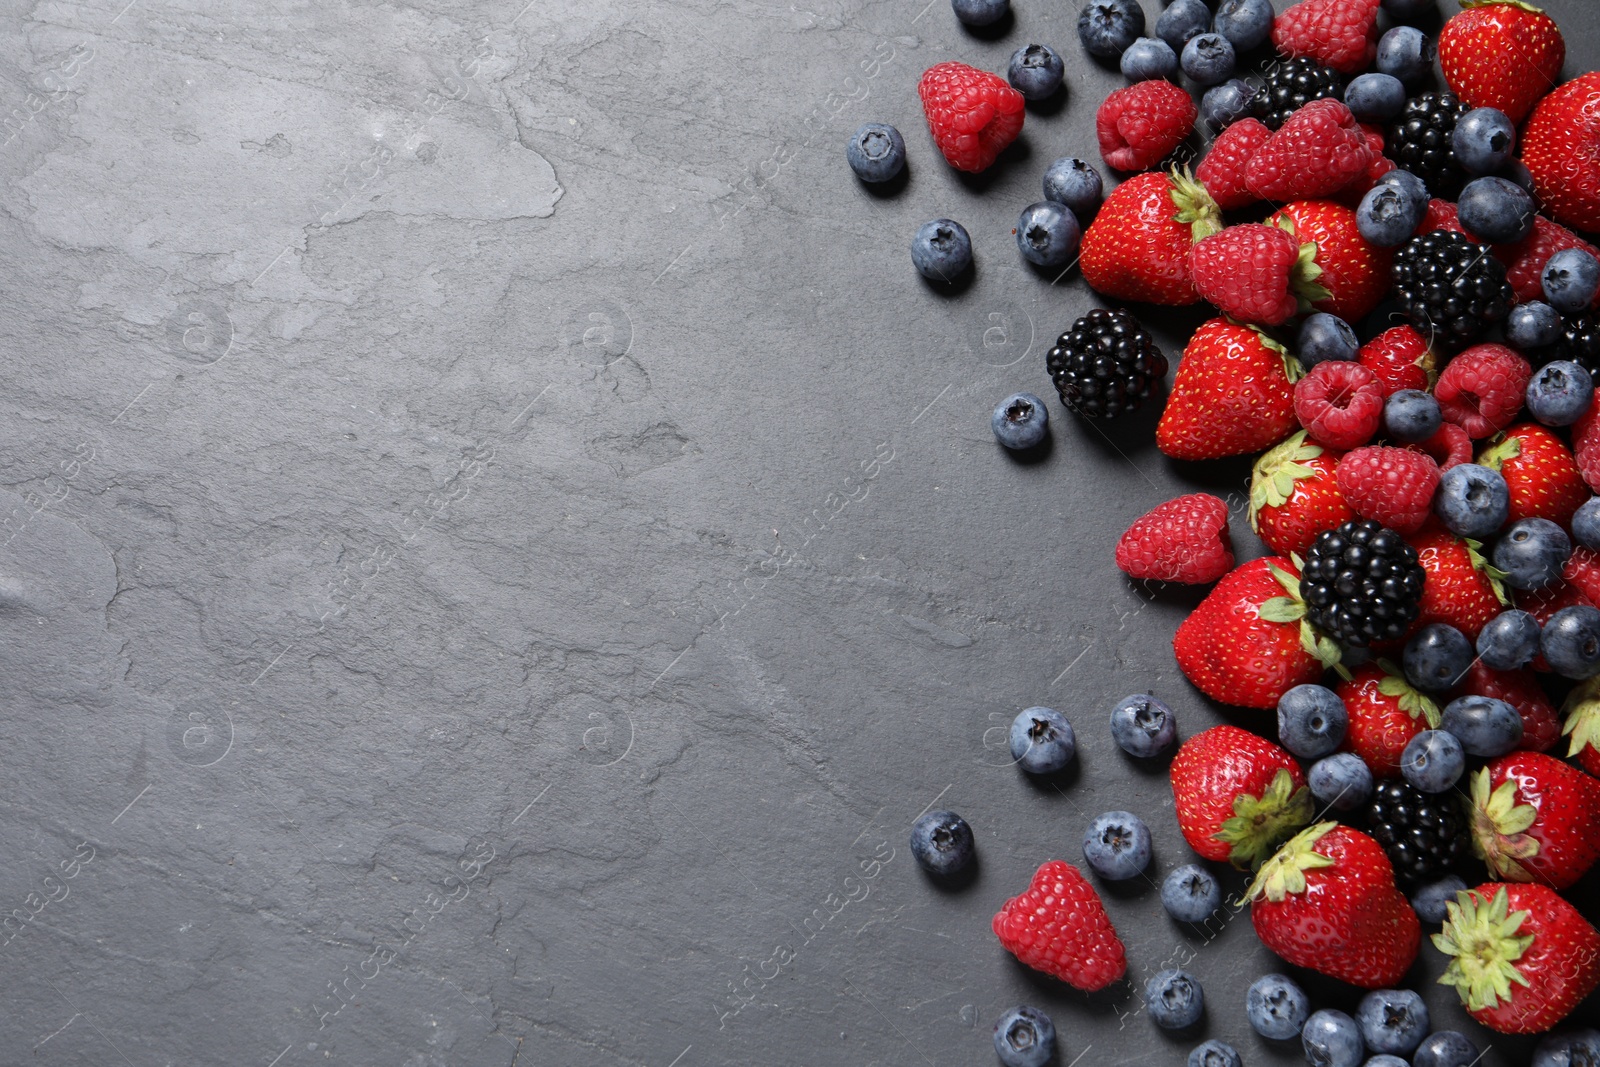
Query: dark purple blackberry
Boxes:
[
  {"xmin": 1046, "ymin": 308, "xmax": 1168, "ymax": 419},
  {"xmin": 1300, "ymin": 519, "xmax": 1426, "ymax": 648},
  {"xmin": 1391, "ymin": 230, "xmax": 1514, "ymax": 349},
  {"xmin": 1253, "ymin": 57, "xmax": 1343, "ymax": 130},
  {"xmin": 1557, "ymin": 313, "xmax": 1600, "ymax": 376},
  {"xmin": 1365, "ymin": 780, "xmax": 1472, "ymax": 888},
  {"xmin": 1387, "ymin": 92, "xmax": 1470, "ymax": 199}
]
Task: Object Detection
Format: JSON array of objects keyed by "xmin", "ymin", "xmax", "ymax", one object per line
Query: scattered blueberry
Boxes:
[
  {"xmin": 1161, "ymin": 864, "xmax": 1221, "ymax": 923},
  {"xmin": 1277, "ymin": 683, "xmax": 1348, "ymax": 759},
  {"xmin": 1009, "ymin": 706, "xmax": 1076, "ymax": 774},
  {"xmin": 1400, "ymin": 729, "xmax": 1466, "ymax": 793},
  {"xmin": 1377, "ymin": 25, "xmax": 1433, "ymax": 87},
  {"xmin": 1122, "ymin": 37, "xmax": 1180, "ymax": 82},
  {"xmin": 1212, "ymin": 0, "xmax": 1273, "ymax": 52},
  {"xmin": 951, "ymin": 0, "xmax": 1009, "ymax": 27},
  {"xmin": 1246, "ymin": 973, "xmax": 1310, "ymax": 1041},
  {"xmin": 1526, "ymin": 360, "xmax": 1595, "ymax": 427},
  {"xmin": 993, "ymin": 1006, "xmax": 1056, "ymax": 1067},
  {"xmin": 911, "ymin": 219, "xmax": 972, "ymax": 282},
  {"xmin": 1181, "ymin": 33, "xmax": 1235, "ymax": 87},
  {"xmin": 1542, "ymin": 247, "xmax": 1600, "ymax": 314},
  {"xmin": 1083, "ymin": 810, "xmax": 1152, "ymax": 880},
  {"xmin": 1493, "ymin": 516, "xmax": 1571, "ymax": 591},
  {"xmin": 1440, "ymin": 695, "xmax": 1523, "ymax": 758},
  {"xmin": 1009, "ymin": 44, "xmax": 1065, "ymax": 101},
  {"xmin": 1156, "ymin": 0, "xmax": 1212, "ymax": 53},
  {"xmin": 1345, "ymin": 73, "xmax": 1406, "ymax": 123},
  {"xmin": 1506, "ymin": 300, "xmax": 1564, "ymax": 353},
  {"xmin": 1297, "ymin": 313, "xmax": 1360, "ymax": 367},
  {"xmin": 1356, "ymin": 989, "xmax": 1429, "ymax": 1057},
  {"xmin": 1411, "ymin": 875, "xmax": 1469, "ymax": 925},
  {"xmin": 1477, "ymin": 609, "xmax": 1542, "ymax": 671},
  {"xmin": 845, "ymin": 123, "xmax": 906, "ymax": 183},
  {"xmin": 1016, "ymin": 201, "xmax": 1081, "ymax": 269},
  {"xmin": 1358, "ymin": 180, "xmax": 1429, "ymax": 248},
  {"xmin": 1187, "ymin": 1040, "xmax": 1242, "ymax": 1067},
  {"xmin": 1303, "ymin": 1009, "xmax": 1366, "ymax": 1067},
  {"xmin": 1200, "ymin": 78, "xmax": 1258, "ymax": 131},
  {"xmin": 1309, "ymin": 753, "xmax": 1373, "ymax": 812},
  {"xmin": 1457, "ymin": 175, "xmax": 1536, "ymax": 243},
  {"xmin": 1384, "ymin": 388, "xmax": 1442, "ymax": 443},
  {"xmin": 909, "ymin": 810, "xmax": 975, "ymax": 877},
  {"xmin": 1433, "ymin": 462, "xmax": 1510, "ymax": 539},
  {"xmin": 1043, "ymin": 158, "xmax": 1103, "ymax": 216},
  {"xmin": 992, "ymin": 393, "xmax": 1050, "ymax": 451},
  {"xmin": 1541, "ymin": 604, "xmax": 1600, "ymax": 679},
  {"xmin": 1413, "ymin": 1031, "xmax": 1480, "ymax": 1067},
  {"xmin": 1453, "ymin": 107, "xmax": 1517, "ymax": 176},
  {"xmin": 1403, "ymin": 623, "xmax": 1474, "ymax": 691},
  {"xmin": 1575, "ymin": 497, "xmax": 1600, "ymax": 550},
  {"xmin": 1533, "ymin": 1030, "xmax": 1600, "ymax": 1067},
  {"xmin": 1078, "ymin": 0, "xmax": 1146, "ymax": 60},
  {"xmin": 1109, "ymin": 693, "xmax": 1177, "ymax": 758},
  {"xmin": 1146, "ymin": 969, "xmax": 1204, "ymax": 1030}
]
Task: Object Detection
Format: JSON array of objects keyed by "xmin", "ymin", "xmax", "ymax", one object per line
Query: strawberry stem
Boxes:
[
  {"xmin": 1244, "ymin": 820, "xmax": 1336, "ymax": 901},
  {"xmin": 1466, "ymin": 768, "xmax": 1541, "ymax": 881},
  {"xmin": 1432, "ymin": 885, "xmax": 1535, "ymax": 1013},
  {"xmin": 1561, "ymin": 676, "xmax": 1600, "ymax": 760},
  {"xmin": 1169, "ymin": 167, "xmax": 1223, "ymax": 243},
  {"xmin": 1214, "ymin": 769, "xmax": 1316, "ymax": 869}
]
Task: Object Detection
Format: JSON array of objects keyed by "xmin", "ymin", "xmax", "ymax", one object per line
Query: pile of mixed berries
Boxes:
[{"xmin": 854, "ymin": 0, "xmax": 1600, "ymax": 1064}]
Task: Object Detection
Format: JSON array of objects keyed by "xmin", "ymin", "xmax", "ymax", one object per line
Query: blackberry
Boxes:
[
  {"xmin": 1392, "ymin": 230, "xmax": 1514, "ymax": 349},
  {"xmin": 1046, "ymin": 308, "xmax": 1168, "ymax": 419},
  {"xmin": 1365, "ymin": 780, "xmax": 1472, "ymax": 888},
  {"xmin": 1300, "ymin": 519, "xmax": 1426, "ymax": 648},
  {"xmin": 1557, "ymin": 313, "xmax": 1600, "ymax": 375},
  {"xmin": 1387, "ymin": 92, "xmax": 1470, "ymax": 199},
  {"xmin": 1253, "ymin": 57, "xmax": 1343, "ymax": 130}
]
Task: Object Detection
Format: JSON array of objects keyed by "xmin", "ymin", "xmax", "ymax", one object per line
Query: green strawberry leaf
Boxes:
[
  {"xmin": 1377, "ymin": 666, "xmax": 1442, "ymax": 727},
  {"xmin": 1562, "ymin": 675, "xmax": 1600, "ymax": 759},
  {"xmin": 1169, "ymin": 167, "xmax": 1223, "ymax": 242},
  {"xmin": 1261, "ymin": 597, "xmax": 1306, "ymax": 624},
  {"xmin": 1467, "ymin": 769, "xmax": 1540, "ymax": 881},
  {"xmin": 1466, "ymin": 539, "xmax": 1514, "ymax": 606},
  {"xmin": 1244, "ymin": 821, "xmax": 1336, "ymax": 901},
  {"xmin": 1215, "ymin": 770, "xmax": 1316, "ymax": 870},
  {"xmin": 1478, "ymin": 434, "xmax": 1521, "ymax": 473},
  {"xmin": 1289, "ymin": 241, "xmax": 1334, "ymax": 311},
  {"xmin": 1432, "ymin": 885, "xmax": 1536, "ymax": 1013}
]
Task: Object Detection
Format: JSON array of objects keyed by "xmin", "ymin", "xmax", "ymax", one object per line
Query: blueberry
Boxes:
[
  {"xmin": 1181, "ymin": 33, "xmax": 1235, "ymax": 87},
  {"xmin": 1526, "ymin": 360, "xmax": 1595, "ymax": 427},
  {"xmin": 1078, "ymin": 0, "xmax": 1146, "ymax": 60},
  {"xmin": 1411, "ymin": 875, "xmax": 1469, "ymax": 925},
  {"xmin": 1009, "ymin": 706, "xmax": 1076, "ymax": 774},
  {"xmin": 1009, "ymin": 44, "xmax": 1065, "ymax": 101},
  {"xmin": 1083, "ymin": 810, "xmax": 1151, "ymax": 880},
  {"xmin": 1277, "ymin": 683, "xmax": 1348, "ymax": 759},
  {"xmin": 1506, "ymin": 300, "xmax": 1564, "ymax": 353},
  {"xmin": 1575, "ymin": 497, "xmax": 1600, "ymax": 550},
  {"xmin": 1345, "ymin": 73, "xmax": 1406, "ymax": 123},
  {"xmin": 1145, "ymin": 969, "xmax": 1204, "ymax": 1030},
  {"xmin": 1400, "ymin": 729, "xmax": 1466, "ymax": 793},
  {"xmin": 1357, "ymin": 180, "xmax": 1429, "ymax": 248},
  {"xmin": 993, "ymin": 1005, "xmax": 1055, "ymax": 1067},
  {"xmin": 1366, "ymin": 1057, "xmax": 1410, "ymax": 1067},
  {"xmin": 1377, "ymin": 25, "xmax": 1433, "ymax": 87},
  {"xmin": 909, "ymin": 810, "xmax": 975, "ymax": 877},
  {"xmin": 1043, "ymin": 158, "xmax": 1104, "ymax": 216},
  {"xmin": 1453, "ymin": 107, "xmax": 1517, "ymax": 176},
  {"xmin": 1457, "ymin": 175, "xmax": 1536, "ymax": 243},
  {"xmin": 1156, "ymin": 0, "xmax": 1211, "ymax": 53},
  {"xmin": 1542, "ymin": 247, "xmax": 1600, "ymax": 314},
  {"xmin": 1495, "ymin": 517, "xmax": 1572, "ymax": 590},
  {"xmin": 1297, "ymin": 312, "xmax": 1360, "ymax": 366},
  {"xmin": 1379, "ymin": 166, "xmax": 1430, "ymax": 202},
  {"xmin": 1356, "ymin": 989, "xmax": 1429, "ymax": 1056},
  {"xmin": 1383, "ymin": 388, "xmax": 1441, "ymax": 442},
  {"xmin": 1413, "ymin": 1031, "xmax": 1480, "ymax": 1067},
  {"xmin": 1309, "ymin": 753, "xmax": 1373, "ymax": 812},
  {"xmin": 1016, "ymin": 201, "xmax": 1081, "ymax": 269},
  {"xmin": 1501, "ymin": 158, "xmax": 1538, "ymax": 195},
  {"xmin": 951, "ymin": 0, "xmax": 1009, "ymax": 27},
  {"xmin": 992, "ymin": 392, "xmax": 1050, "ymax": 450},
  {"xmin": 1161, "ymin": 863, "xmax": 1221, "ymax": 923},
  {"xmin": 1433, "ymin": 462, "xmax": 1510, "ymax": 539},
  {"xmin": 1533, "ymin": 1030, "xmax": 1600, "ymax": 1067},
  {"xmin": 1476, "ymin": 609, "xmax": 1541, "ymax": 671},
  {"xmin": 911, "ymin": 219, "xmax": 972, "ymax": 282},
  {"xmin": 1122, "ymin": 37, "xmax": 1180, "ymax": 82},
  {"xmin": 1109, "ymin": 693, "xmax": 1177, "ymax": 757},
  {"xmin": 1246, "ymin": 973, "xmax": 1310, "ymax": 1040},
  {"xmin": 1200, "ymin": 78, "xmax": 1258, "ymax": 131},
  {"xmin": 1213, "ymin": 0, "xmax": 1273, "ymax": 52},
  {"xmin": 1443, "ymin": 695, "xmax": 1523, "ymax": 757},
  {"xmin": 1187, "ymin": 1040, "xmax": 1242, "ymax": 1067},
  {"xmin": 1303, "ymin": 1010, "xmax": 1366, "ymax": 1067},
  {"xmin": 1403, "ymin": 623, "xmax": 1474, "ymax": 691},
  {"xmin": 1541, "ymin": 604, "xmax": 1600, "ymax": 679},
  {"xmin": 845, "ymin": 122, "xmax": 906, "ymax": 183}
]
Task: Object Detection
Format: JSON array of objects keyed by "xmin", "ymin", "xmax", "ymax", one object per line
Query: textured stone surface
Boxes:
[{"xmin": 2, "ymin": 0, "xmax": 1598, "ymax": 1064}]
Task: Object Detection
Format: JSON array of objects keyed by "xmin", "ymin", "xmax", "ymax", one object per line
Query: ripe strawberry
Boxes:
[
  {"xmin": 1522, "ymin": 71, "xmax": 1600, "ymax": 233},
  {"xmin": 1336, "ymin": 445, "xmax": 1440, "ymax": 535},
  {"xmin": 1337, "ymin": 661, "xmax": 1440, "ymax": 777},
  {"xmin": 1173, "ymin": 556, "xmax": 1339, "ymax": 710},
  {"xmin": 1271, "ymin": 0, "xmax": 1381, "ymax": 76},
  {"xmin": 1572, "ymin": 398, "xmax": 1600, "ymax": 494},
  {"xmin": 1457, "ymin": 661, "xmax": 1561, "ymax": 754},
  {"xmin": 991, "ymin": 860, "xmax": 1127, "ymax": 991},
  {"xmin": 1246, "ymin": 100, "xmax": 1376, "ymax": 202},
  {"xmin": 1359, "ymin": 325, "xmax": 1436, "ymax": 398},
  {"xmin": 1466, "ymin": 751, "xmax": 1600, "ymax": 889},
  {"xmin": 1560, "ymin": 675, "xmax": 1600, "ymax": 777},
  {"xmin": 1269, "ymin": 201, "xmax": 1392, "ymax": 324},
  {"xmin": 1249, "ymin": 432, "xmax": 1354, "ymax": 558},
  {"xmin": 1097, "ymin": 79, "xmax": 1198, "ymax": 172},
  {"xmin": 917, "ymin": 62, "xmax": 1026, "ymax": 173},
  {"xmin": 1410, "ymin": 528, "xmax": 1510, "ymax": 641},
  {"xmin": 1438, "ymin": 1, "xmax": 1565, "ymax": 124},
  {"xmin": 1157, "ymin": 319, "xmax": 1300, "ymax": 461},
  {"xmin": 1170, "ymin": 725, "xmax": 1312, "ymax": 867},
  {"xmin": 1195, "ymin": 118, "xmax": 1271, "ymax": 211},
  {"xmin": 1478, "ymin": 423, "xmax": 1588, "ymax": 529},
  {"xmin": 1247, "ymin": 822, "xmax": 1420, "ymax": 988},
  {"xmin": 1410, "ymin": 422, "xmax": 1474, "ymax": 472},
  {"xmin": 1434, "ymin": 883, "xmax": 1600, "ymax": 1034},
  {"xmin": 1116, "ymin": 494, "xmax": 1235, "ymax": 585},
  {"xmin": 1435, "ymin": 345, "xmax": 1532, "ymax": 440},
  {"xmin": 1295, "ymin": 361, "xmax": 1385, "ymax": 451},
  {"xmin": 1081, "ymin": 170, "xmax": 1222, "ymax": 306},
  {"xmin": 1189, "ymin": 222, "xmax": 1330, "ymax": 326},
  {"xmin": 1494, "ymin": 216, "xmax": 1600, "ymax": 306}
]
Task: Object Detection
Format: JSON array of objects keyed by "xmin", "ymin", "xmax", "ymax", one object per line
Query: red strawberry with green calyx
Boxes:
[
  {"xmin": 1479, "ymin": 424, "xmax": 1589, "ymax": 530},
  {"xmin": 1250, "ymin": 432, "xmax": 1354, "ymax": 559},
  {"xmin": 1561, "ymin": 675, "xmax": 1600, "ymax": 778},
  {"xmin": 1467, "ymin": 751, "xmax": 1600, "ymax": 890},
  {"xmin": 1336, "ymin": 661, "xmax": 1440, "ymax": 777},
  {"xmin": 1268, "ymin": 201, "xmax": 1392, "ymax": 324},
  {"xmin": 1081, "ymin": 169, "xmax": 1222, "ymax": 306},
  {"xmin": 1439, "ymin": 0, "xmax": 1565, "ymax": 124},
  {"xmin": 1408, "ymin": 527, "xmax": 1509, "ymax": 642},
  {"xmin": 1170, "ymin": 725, "xmax": 1313, "ymax": 867},
  {"xmin": 1157, "ymin": 319, "xmax": 1302, "ymax": 462}
]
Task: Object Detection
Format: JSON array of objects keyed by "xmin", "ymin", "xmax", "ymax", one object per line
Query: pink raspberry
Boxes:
[
  {"xmin": 1195, "ymin": 118, "xmax": 1270, "ymax": 210},
  {"xmin": 1336, "ymin": 446, "xmax": 1441, "ymax": 535},
  {"xmin": 1096, "ymin": 79, "xmax": 1197, "ymax": 172},
  {"xmin": 1408, "ymin": 422, "xmax": 1474, "ymax": 471},
  {"xmin": 1434, "ymin": 344, "xmax": 1532, "ymax": 439},
  {"xmin": 1293, "ymin": 360, "xmax": 1385, "ymax": 450}
]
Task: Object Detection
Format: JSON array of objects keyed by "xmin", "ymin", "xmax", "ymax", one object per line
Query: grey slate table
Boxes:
[{"xmin": 2, "ymin": 0, "xmax": 1598, "ymax": 1064}]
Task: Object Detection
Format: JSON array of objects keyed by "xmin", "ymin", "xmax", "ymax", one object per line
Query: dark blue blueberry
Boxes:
[
  {"xmin": 1357, "ymin": 180, "xmax": 1429, "ymax": 248},
  {"xmin": 1433, "ymin": 462, "xmax": 1510, "ymax": 539},
  {"xmin": 1309, "ymin": 753, "xmax": 1373, "ymax": 812},
  {"xmin": 1083, "ymin": 810, "xmax": 1151, "ymax": 880},
  {"xmin": 1297, "ymin": 312, "xmax": 1360, "ymax": 366},
  {"xmin": 1384, "ymin": 388, "xmax": 1442, "ymax": 443},
  {"xmin": 1345, "ymin": 73, "xmax": 1406, "ymax": 122},
  {"xmin": 1109, "ymin": 693, "xmax": 1177, "ymax": 757},
  {"xmin": 1382, "ymin": 0, "xmax": 1439, "ymax": 19},
  {"xmin": 845, "ymin": 122, "xmax": 906, "ymax": 183},
  {"xmin": 992, "ymin": 392, "xmax": 1049, "ymax": 450},
  {"xmin": 1161, "ymin": 864, "xmax": 1221, "ymax": 923},
  {"xmin": 1574, "ymin": 497, "xmax": 1600, "ymax": 550},
  {"xmin": 1379, "ymin": 167, "xmax": 1431, "ymax": 205},
  {"xmin": 1213, "ymin": 0, "xmax": 1273, "ymax": 52},
  {"xmin": 1246, "ymin": 973, "xmax": 1310, "ymax": 1040},
  {"xmin": 1526, "ymin": 360, "xmax": 1595, "ymax": 427},
  {"xmin": 1476, "ymin": 609, "xmax": 1541, "ymax": 671},
  {"xmin": 1403, "ymin": 623, "xmax": 1474, "ymax": 691},
  {"xmin": 1440, "ymin": 695, "xmax": 1522, "ymax": 758},
  {"xmin": 1200, "ymin": 78, "xmax": 1258, "ymax": 131},
  {"xmin": 1501, "ymin": 158, "xmax": 1538, "ymax": 195},
  {"xmin": 1411, "ymin": 876, "xmax": 1469, "ymax": 925},
  {"xmin": 1009, "ymin": 44, "xmax": 1065, "ymax": 100},
  {"xmin": 1043, "ymin": 158, "xmax": 1103, "ymax": 216},
  {"xmin": 1122, "ymin": 37, "xmax": 1180, "ymax": 81},
  {"xmin": 1377, "ymin": 25, "xmax": 1433, "ymax": 87},
  {"xmin": 1016, "ymin": 201, "xmax": 1081, "ymax": 269},
  {"xmin": 1277, "ymin": 683, "xmax": 1348, "ymax": 759},
  {"xmin": 993, "ymin": 1006, "xmax": 1055, "ymax": 1067},
  {"xmin": 951, "ymin": 0, "xmax": 1009, "ymax": 27},
  {"xmin": 909, "ymin": 810, "xmax": 975, "ymax": 877},
  {"xmin": 1453, "ymin": 107, "xmax": 1517, "ymax": 176},
  {"xmin": 1506, "ymin": 300, "xmax": 1564, "ymax": 353},
  {"xmin": 1078, "ymin": 0, "xmax": 1146, "ymax": 59},
  {"xmin": 1356, "ymin": 989, "xmax": 1429, "ymax": 1057},
  {"xmin": 1495, "ymin": 517, "xmax": 1572, "ymax": 590},
  {"xmin": 1366, "ymin": 1057, "xmax": 1410, "ymax": 1067},
  {"xmin": 1533, "ymin": 1030, "xmax": 1600, "ymax": 1067},
  {"xmin": 1181, "ymin": 33, "xmax": 1235, "ymax": 87},
  {"xmin": 911, "ymin": 219, "xmax": 972, "ymax": 282},
  {"xmin": 1187, "ymin": 1040, "xmax": 1242, "ymax": 1067},
  {"xmin": 1400, "ymin": 729, "xmax": 1466, "ymax": 793},
  {"xmin": 1145, "ymin": 969, "xmax": 1204, "ymax": 1030},
  {"xmin": 1541, "ymin": 604, "xmax": 1600, "ymax": 679},
  {"xmin": 1542, "ymin": 247, "xmax": 1600, "ymax": 314},
  {"xmin": 1304, "ymin": 1010, "xmax": 1366, "ymax": 1067},
  {"xmin": 1457, "ymin": 175, "xmax": 1536, "ymax": 243},
  {"xmin": 1009, "ymin": 706, "xmax": 1076, "ymax": 774},
  {"xmin": 1156, "ymin": 0, "xmax": 1212, "ymax": 53}
]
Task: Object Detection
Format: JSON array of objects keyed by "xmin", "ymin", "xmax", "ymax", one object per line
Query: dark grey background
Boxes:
[{"xmin": 2, "ymin": 0, "xmax": 1597, "ymax": 1064}]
